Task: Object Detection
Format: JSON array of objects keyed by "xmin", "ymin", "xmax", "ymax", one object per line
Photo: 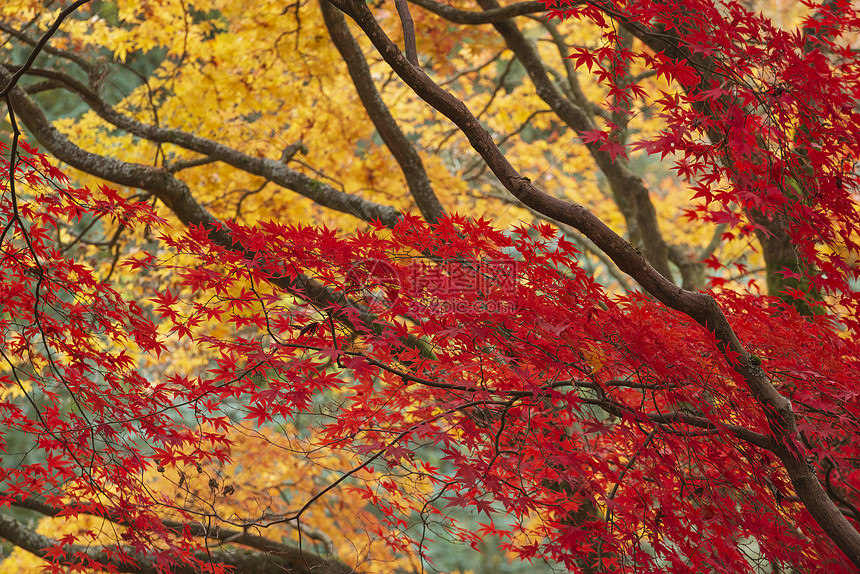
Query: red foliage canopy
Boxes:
[{"xmin": 1, "ymin": 0, "xmax": 860, "ymax": 572}]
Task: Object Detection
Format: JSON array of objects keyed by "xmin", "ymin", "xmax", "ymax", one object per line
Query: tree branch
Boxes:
[
  {"xmin": 394, "ymin": 0, "xmax": 420, "ymax": 66},
  {"xmin": 407, "ymin": 0, "xmax": 544, "ymax": 24},
  {"xmin": 473, "ymin": 0, "xmax": 674, "ymax": 282},
  {"xmin": 321, "ymin": 0, "xmax": 445, "ymax": 223},
  {"xmin": 2, "ymin": 64, "xmax": 401, "ymax": 226},
  {"xmin": 9, "ymin": 497, "xmax": 352, "ymax": 573},
  {"xmin": 0, "ymin": 509, "xmax": 353, "ymax": 574}
]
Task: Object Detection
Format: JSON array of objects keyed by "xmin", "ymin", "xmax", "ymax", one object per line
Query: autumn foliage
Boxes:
[{"xmin": 1, "ymin": 0, "xmax": 860, "ymax": 573}]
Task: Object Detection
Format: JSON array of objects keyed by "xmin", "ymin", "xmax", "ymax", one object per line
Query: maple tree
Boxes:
[{"xmin": 1, "ymin": 0, "xmax": 860, "ymax": 572}]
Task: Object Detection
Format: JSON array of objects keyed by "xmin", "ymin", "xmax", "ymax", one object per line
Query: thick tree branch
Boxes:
[
  {"xmin": 3, "ymin": 64, "xmax": 401, "ymax": 226},
  {"xmin": 0, "ymin": 510, "xmax": 352, "ymax": 574},
  {"xmin": 575, "ymin": 396, "xmax": 773, "ymax": 449},
  {"xmin": 325, "ymin": 0, "xmax": 860, "ymax": 564},
  {"xmin": 407, "ymin": 0, "xmax": 544, "ymax": 24},
  {"xmin": 321, "ymin": 0, "xmax": 446, "ymax": 223},
  {"xmin": 644, "ymin": 410, "xmax": 772, "ymax": 449},
  {"xmin": 472, "ymin": 0, "xmax": 674, "ymax": 282},
  {"xmin": 9, "ymin": 497, "xmax": 352, "ymax": 573},
  {"xmin": 486, "ymin": 188, "xmax": 633, "ymax": 291},
  {"xmin": 23, "ymin": 79, "xmax": 63, "ymax": 94}
]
